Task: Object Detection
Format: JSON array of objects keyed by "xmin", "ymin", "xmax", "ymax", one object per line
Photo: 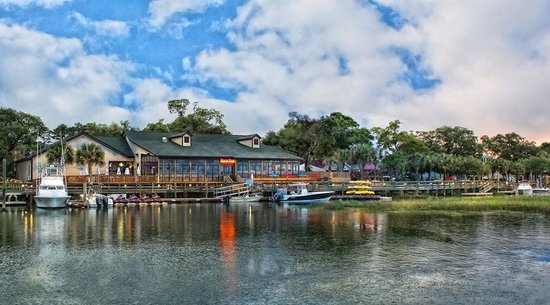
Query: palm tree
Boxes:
[
  {"xmin": 76, "ymin": 143, "xmax": 105, "ymax": 184},
  {"xmin": 46, "ymin": 142, "xmax": 74, "ymax": 165},
  {"xmin": 332, "ymin": 148, "xmax": 350, "ymax": 172},
  {"xmin": 350, "ymin": 144, "xmax": 376, "ymax": 179}
]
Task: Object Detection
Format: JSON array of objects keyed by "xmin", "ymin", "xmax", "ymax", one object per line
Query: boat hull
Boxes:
[
  {"xmin": 533, "ymin": 188, "xmax": 550, "ymax": 195},
  {"xmin": 282, "ymin": 191, "xmax": 333, "ymax": 204},
  {"xmin": 229, "ymin": 195, "xmax": 262, "ymax": 203},
  {"xmin": 34, "ymin": 195, "xmax": 70, "ymax": 209}
]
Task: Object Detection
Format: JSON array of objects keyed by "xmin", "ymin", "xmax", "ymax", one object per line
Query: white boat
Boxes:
[
  {"xmin": 81, "ymin": 192, "xmax": 114, "ymax": 207},
  {"xmin": 517, "ymin": 182, "xmax": 533, "ymax": 196},
  {"xmin": 272, "ymin": 183, "xmax": 333, "ymax": 204},
  {"xmin": 229, "ymin": 194, "xmax": 263, "ymax": 203},
  {"xmin": 34, "ymin": 164, "xmax": 70, "ymax": 209},
  {"xmin": 532, "ymin": 188, "xmax": 550, "ymax": 195}
]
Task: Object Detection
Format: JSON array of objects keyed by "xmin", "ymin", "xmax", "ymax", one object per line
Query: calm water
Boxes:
[{"xmin": 0, "ymin": 203, "xmax": 549, "ymax": 305}]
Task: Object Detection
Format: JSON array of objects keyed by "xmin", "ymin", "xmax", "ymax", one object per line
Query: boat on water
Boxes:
[
  {"xmin": 517, "ymin": 182, "xmax": 533, "ymax": 196},
  {"xmin": 345, "ymin": 180, "xmax": 375, "ymax": 195},
  {"xmin": 229, "ymin": 194, "xmax": 263, "ymax": 203},
  {"xmin": 81, "ymin": 191, "xmax": 114, "ymax": 207},
  {"xmin": 34, "ymin": 164, "xmax": 70, "ymax": 209},
  {"xmin": 532, "ymin": 187, "xmax": 550, "ymax": 195},
  {"xmin": 272, "ymin": 183, "xmax": 333, "ymax": 204}
]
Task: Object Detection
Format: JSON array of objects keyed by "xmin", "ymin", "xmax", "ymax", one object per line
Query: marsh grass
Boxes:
[{"xmin": 321, "ymin": 196, "xmax": 550, "ymax": 213}]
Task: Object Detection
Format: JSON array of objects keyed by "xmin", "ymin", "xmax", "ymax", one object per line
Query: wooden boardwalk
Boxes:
[{"xmin": 0, "ymin": 179, "xmax": 519, "ymax": 204}]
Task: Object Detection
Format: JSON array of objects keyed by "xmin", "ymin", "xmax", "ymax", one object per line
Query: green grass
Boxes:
[{"xmin": 321, "ymin": 196, "xmax": 550, "ymax": 214}]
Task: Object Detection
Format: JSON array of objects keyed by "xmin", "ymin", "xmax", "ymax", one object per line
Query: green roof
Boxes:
[
  {"xmin": 93, "ymin": 135, "xmax": 134, "ymax": 157},
  {"xmin": 125, "ymin": 131, "xmax": 301, "ymax": 161}
]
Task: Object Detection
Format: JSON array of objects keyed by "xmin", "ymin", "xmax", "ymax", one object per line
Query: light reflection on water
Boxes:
[{"xmin": 0, "ymin": 203, "xmax": 549, "ymax": 305}]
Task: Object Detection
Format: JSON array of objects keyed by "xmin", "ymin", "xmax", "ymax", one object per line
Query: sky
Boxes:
[{"xmin": 0, "ymin": 0, "xmax": 549, "ymax": 143}]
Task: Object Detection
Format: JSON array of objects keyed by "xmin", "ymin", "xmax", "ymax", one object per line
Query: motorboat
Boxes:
[
  {"xmin": 81, "ymin": 191, "xmax": 114, "ymax": 207},
  {"xmin": 229, "ymin": 194, "xmax": 263, "ymax": 203},
  {"xmin": 272, "ymin": 183, "xmax": 333, "ymax": 204},
  {"xmin": 34, "ymin": 164, "xmax": 70, "ymax": 209},
  {"xmin": 532, "ymin": 187, "xmax": 550, "ymax": 195},
  {"xmin": 517, "ymin": 182, "xmax": 533, "ymax": 196}
]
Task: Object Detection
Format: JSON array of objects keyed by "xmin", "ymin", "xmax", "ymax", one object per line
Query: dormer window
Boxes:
[
  {"xmin": 252, "ymin": 137, "xmax": 260, "ymax": 148},
  {"xmin": 183, "ymin": 135, "xmax": 191, "ymax": 147}
]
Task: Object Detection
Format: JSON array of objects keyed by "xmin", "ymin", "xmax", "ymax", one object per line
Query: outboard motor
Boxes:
[
  {"xmin": 271, "ymin": 190, "xmax": 285, "ymax": 202},
  {"xmin": 95, "ymin": 194, "xmax": 109, "ymax": 207}
]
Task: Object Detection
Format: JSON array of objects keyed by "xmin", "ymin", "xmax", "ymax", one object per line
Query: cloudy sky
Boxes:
[{"xmin": 0, "ymin": 0, "xmax": 549, "ymax": 142}]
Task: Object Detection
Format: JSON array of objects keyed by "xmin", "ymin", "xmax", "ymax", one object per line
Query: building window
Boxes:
[
  {"xmin": 141, "ymin": 155, "xmax": 158, "ymax": 176},
  {"xmin": 253, "ymin": 137, "xmax": 259, "ymax": 148},
  {"xmin": 183, "ymin": 135, "xmax": 191, "ymax": 146}
]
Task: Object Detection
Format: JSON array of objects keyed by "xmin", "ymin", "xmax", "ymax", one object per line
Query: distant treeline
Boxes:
[{"xmin": 1, "ymin": 103, "xmax": 549, "ymax": 181}]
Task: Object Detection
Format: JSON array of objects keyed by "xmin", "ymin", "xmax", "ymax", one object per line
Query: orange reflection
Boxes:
[
  {"xmin": 23, "ymin": 212, "xmax": 33, "ymax": 244},
  {"xmin": 219, "ymin": 212, "xmax": 237, "ymax": 295}
]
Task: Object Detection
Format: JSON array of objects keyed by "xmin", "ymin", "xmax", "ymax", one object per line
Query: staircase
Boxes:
[
  {"xmin": 213, "ymin": 183, "xmax": 250, "ymax": 198},
  {"xmin": 479, "ymin": 181, "xmax": 496, "ymax": 193}
]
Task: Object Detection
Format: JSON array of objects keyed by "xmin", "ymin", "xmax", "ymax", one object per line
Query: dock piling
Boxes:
[{"xmin": 2, "ymin": 159, "xmax": 6, "ymax": 211}]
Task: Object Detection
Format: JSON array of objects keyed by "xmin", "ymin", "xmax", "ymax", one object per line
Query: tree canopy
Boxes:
[
  {"xmin": 51, "ymin": 121, "xmax": 139, "ymax": 138},
  {"xmin": 145, "ymin": 99, "xmax": 229, "ymax": 134},
  {"xmin": 0, "ymin": 108, "xmax": 48, "ymax": 175}
]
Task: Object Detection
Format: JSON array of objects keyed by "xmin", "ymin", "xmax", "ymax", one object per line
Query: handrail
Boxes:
[{"xmin": 213, "ymin": 183, "xmax": 249, "ymax": 198}]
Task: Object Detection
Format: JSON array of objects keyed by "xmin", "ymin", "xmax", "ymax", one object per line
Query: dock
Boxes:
[
  {"xmin": 332, "ymin": 195, "xmax": 382, "ymax": 201},
  {"xmin": 461, "ymin": 193, "xmax": 493, "ymax": 196}
]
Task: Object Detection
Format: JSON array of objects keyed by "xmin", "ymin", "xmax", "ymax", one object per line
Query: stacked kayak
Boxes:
[{"xmin": 345, "ymin": 180, "xmax": 374, "ymax": 195}]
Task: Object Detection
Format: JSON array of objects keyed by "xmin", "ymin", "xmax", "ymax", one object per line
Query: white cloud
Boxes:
[
  {"xmin": 0, "ymin": 0, "xmax": 69, "ymax": 8},
  {"xmin": 73, "ymin": 12, "xmax": 130, "ymax": 38},
  {"xmin": 0, "ymin": 22, "xmax": 135, "ymax": 128},
  {"xmin": 183, "ymin": 0, "xmax": 550, "ymax": 142},
  {"xmin": 147, "ymin": 0, "xmax": 224, "ymax": 29}
]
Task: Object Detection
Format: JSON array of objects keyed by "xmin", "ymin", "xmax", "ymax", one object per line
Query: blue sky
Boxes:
[{"xmin": 0, "ymin": 0, "xmax": 549, "ymax": 143}]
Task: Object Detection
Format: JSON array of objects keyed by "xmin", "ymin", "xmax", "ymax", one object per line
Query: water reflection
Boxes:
[
  {"xmin": 0, "ymin": 204, "xmax": 548, "ymax": 304},
  {"xmin": 219, "ymin": 211, "xmax": 237, "ymax": 295}
]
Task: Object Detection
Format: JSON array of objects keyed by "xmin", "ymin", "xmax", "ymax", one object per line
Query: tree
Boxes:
[
  {"xmin": 143, "ymin": 119, "xmax": 172, "ymax": 133},
  {"xmin": 333, "ymin": 148, "xmax": 350, "ymax": 172},
  {"xmin": 262, "ymin": 130, "xmax": 280, "ymax": 145},
  {"xmin": 425, "ymin": 153, "xmax": 443, "ymax": 180},
  {"xmin": 52, "ymin": 121, "xmax": 139, "ymax": 138},
  {"xmin": 76, "ymin": 143, "xmax": 105, "ymax": 184},
  {"xmin": 481, "ymin": 133, "xmax": 538, "ymax": 161},
  {"xmin": 489, "ymin": 158, "xmax": 512, "ymax": 181},
  {"xmin": 458, "ymin": 156, "xmax": 485, "ymax": 179},
  {"xmin": 540, "ymin": 142, "xmax": 550, "ymax": 157},
  {"xmin": 432, "ymin": 126, "xmax": 481, "ymax": 157},
  {"xmin": 144, "ymin": 100, "xmax": 229, "ymax": 134},
  {"xmin": 349, "ymin": 144, "xmax": 376, "ymax": 179},
  {"xmin": 524, "ymin": 156, "xmax": 550, "ymax": 183},
  {"xmin": 372, "ymin": 120, "xmax": 404, "ymax": 153},
  {"xmin": 168, "ymin": 98, "xmax": 191, "ymax": 117},
  {"xmin": 46, "ymin": 142, "xmax": 74, "ymax": 165},
  {"xmin": 398, "ymin": 133, "xmax": 430, "ymax": 180},
  {"xmin": 0, "ymin": 108, "xmax": 48, "ymax": 175},
  {"xmin": 510, "ymin": 160, "xmax": 526, "ymax": 182},
  {"xmin": 314, "ymin": 112, "xmax": 360, "ymax": 159},
  {"xmin": 381, "ymin": 153, "xmax": 407, "ymax": 179},
  {"xmin": 270, "ymin": 112, "xmax": 320, "ymax": 168}
]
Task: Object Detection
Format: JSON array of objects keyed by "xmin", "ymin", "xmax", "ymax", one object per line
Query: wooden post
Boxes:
[
  {"xmin": 82, "ymin": 183, "xmax": 87, "ymax": 205},
  {"xmin": 2, "ymin": 159, "xmax": 6, "ymax": 211}
]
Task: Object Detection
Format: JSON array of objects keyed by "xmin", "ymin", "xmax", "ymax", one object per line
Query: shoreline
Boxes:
[{"xmin": 321, "ymin": 196, "xmax": 550, "ymax": 214}]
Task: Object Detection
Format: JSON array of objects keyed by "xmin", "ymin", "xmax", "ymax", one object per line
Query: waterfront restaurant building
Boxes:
[{"xmin": 15, "ymin": 131, "xmax": 302, "ymax": 183}]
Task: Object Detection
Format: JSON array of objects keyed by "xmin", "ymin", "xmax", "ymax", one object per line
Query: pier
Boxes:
[{"xmin": 1, "ymin": 176, "xmax": 521, "ymax": 206}]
